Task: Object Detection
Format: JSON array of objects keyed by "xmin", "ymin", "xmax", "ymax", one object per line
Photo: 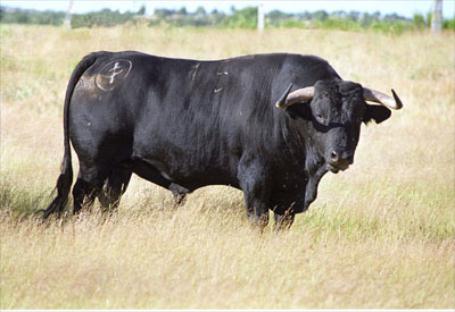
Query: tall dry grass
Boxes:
[{"xmin": 0, "ymin": 24, "xmax": 454, "ymax": 308}]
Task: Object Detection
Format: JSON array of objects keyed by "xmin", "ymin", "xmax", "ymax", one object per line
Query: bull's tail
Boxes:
[{"xmin": 42, "ymin": 53, "xmax": 100, "ymax": 218}]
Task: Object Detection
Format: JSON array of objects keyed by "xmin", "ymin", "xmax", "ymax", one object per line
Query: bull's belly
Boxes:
[{"xmin": 130, "ymin": 152, "xmax": 240, "ymax": 193}]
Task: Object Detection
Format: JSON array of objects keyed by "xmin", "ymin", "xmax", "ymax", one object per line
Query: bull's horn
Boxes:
[
  {"xmin": 275, "ymin": 84, "xmax": 315, "ymax": 109},
  {"xmin": 363, "ymin": 88, "xmax": 403, "ymax": 110}
]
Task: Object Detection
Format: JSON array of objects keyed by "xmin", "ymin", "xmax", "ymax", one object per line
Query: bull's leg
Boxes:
[
  {"xmin": 132, "ymin": 158, "xmax": 189, "ymax": 207},
  {"xmin": 132, "ymin": 159, "xmax": 173, "ymax": 189},
  {"xmin": 273, "ymin": 211, "xmax": 295, "ymax": 231},
  {"xmin": 170, "ymin": 183, "xmax": 188, "ymax": 208},
  {"xmin": 245, "ymin": 195, "xmax": 270, "ymax": 229},
  {"xmin": 98, "ymin": 167, "xmax": 132, "ymax": 213},
  {"xmin": 72, "ymin": 178, "xmax": 98, "ymax": 214},
  {"xmin": 237, "ymin": 158, "xmax": 270, "ymax": 229},
  {"xmin": 72, "ymin": 165, "xmax": 108, "ymax": 214},
  {"xmin": 172, "ymin": 192, "xmax": 187, "ymax": 206}
]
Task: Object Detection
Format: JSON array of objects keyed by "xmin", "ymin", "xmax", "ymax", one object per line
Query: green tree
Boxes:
[
  {"xmin": 413, "ymin": 13, "xmax": 426, "ymax": 30},
  {"xmin": 225, "ymin": 6, "xmax": 257, "ymax": 29}
]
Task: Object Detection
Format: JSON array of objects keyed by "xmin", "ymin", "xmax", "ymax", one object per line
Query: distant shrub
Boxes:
[
  {"xmin": 443, "ymin": 18, "xmax": 455, "ymax": 30},
  {"xmin": 224, "ymin": 7, "xmax": 257, "ymax": 29},
  {"xmin": 70, "ymin": 9, "xmax": 136, "ymax": 28},
  {"xmin": 1, "ymin": 5, "xmax": 454, "ymax": 33},
  {"xmin": 315, "ymin": 18, "xmax": 362, "ymax": 31},
  {"xmin": 412, "ymin": 13, "xmax": 426, "ymax": 30},
  {"xmin": 0, "ymin": 7, "xmax": 64, "ymax": 25},
  {"xmin": 275, "ymin": 19, "xmax": 306, "ymax": 28},
  {"xmin": 369, "ymin": 20, "xmax": 409, "ymax": 34}
]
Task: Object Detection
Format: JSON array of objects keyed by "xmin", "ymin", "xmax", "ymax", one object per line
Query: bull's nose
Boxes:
[
  {"xmin": 329, "ymin": 151, "xmax": 353, "ymax": 169},
  {"xmin": 330, "ymin": 151, "xmax": 339, "ymax": 163}
]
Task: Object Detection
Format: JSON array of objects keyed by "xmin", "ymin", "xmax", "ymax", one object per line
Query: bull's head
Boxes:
[{"xmin": 275, "ymin": 80, "xmax": 403, "ymax": 173}]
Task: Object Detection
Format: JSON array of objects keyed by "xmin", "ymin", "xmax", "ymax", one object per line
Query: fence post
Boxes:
[
  {"xmin": 257, "ymin": 3, "xmax": 265, "ymax": 32},
  {"xmin": 64, "ymin": 0, "xmax": 74, "ymax": 28},
  {"xmin": 431, "ymin": 0, "xmax": 443, "ymax": 33}
]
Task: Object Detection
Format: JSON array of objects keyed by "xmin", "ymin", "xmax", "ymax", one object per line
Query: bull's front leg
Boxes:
[
  {"xmin": 237, "ymin": 158, "xmax": 271, "ymax": 229},
  {"xmin": 274, "ymin": 211, "xmax": 295, "ymax": 231}
]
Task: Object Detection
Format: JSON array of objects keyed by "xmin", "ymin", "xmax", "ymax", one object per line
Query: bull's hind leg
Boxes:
[
  {"xmin": 98, "ymin": 167, "xmax": 132, "ymax": 213},
  {"xmin": 72, "ymin": 178, "xmax": 97, "ymax": 214},
  {"xmin": 72, "ymin": 164, "xmax": 108, "ymax": 215},
  {"xmin": 132, "ymin": 157, "xmax": 189, "ymax": 208}
]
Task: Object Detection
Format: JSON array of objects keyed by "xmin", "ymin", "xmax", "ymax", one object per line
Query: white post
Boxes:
[
  {"xmin": 64, "ymin": 0, "xmax": 74, "ymax": 28},
  {"xmin": 431, "ymin": 0, "xmax": 443, "ymax": 33},
  {"xmin": 257, "ymin": 2, "xmax": 264, "ymax": 32}
]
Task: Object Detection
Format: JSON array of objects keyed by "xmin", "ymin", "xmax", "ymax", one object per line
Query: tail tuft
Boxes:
[{"xmin": 41, "ymin": 153, "xmax": 73, "ymax": 219}]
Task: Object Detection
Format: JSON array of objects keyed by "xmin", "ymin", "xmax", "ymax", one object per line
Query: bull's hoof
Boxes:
[
  {"xmin": 173, "ymin": 193, "xmax": 187, "ymax": 206},
  {"xmin": 37, "ymin": 206, "xmax": 63, "ymax": 220},
  {"xmin": 36, "ymin": 208, "xmax": 53, "ymax": 219}
]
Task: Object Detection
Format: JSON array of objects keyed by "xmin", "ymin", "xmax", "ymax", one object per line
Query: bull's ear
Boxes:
[
  {"xmin": 363, "ymin": 104, "xmax": 391, "ymax": 124},
  {"xmin": 286, "ymin": 102, "xmax": 312, "ymax": 120}
]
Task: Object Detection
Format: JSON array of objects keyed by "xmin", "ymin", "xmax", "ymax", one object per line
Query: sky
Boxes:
[{"xmin": 1, "ymin": 0, "xmax": 454, "ymax": 19}]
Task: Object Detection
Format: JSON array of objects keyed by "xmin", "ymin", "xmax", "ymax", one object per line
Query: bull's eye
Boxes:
[{"xmin": 315, "ymin": 114, "xmax": 326, "ymax": 124}]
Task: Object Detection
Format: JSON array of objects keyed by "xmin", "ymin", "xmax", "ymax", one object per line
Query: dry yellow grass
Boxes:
[{"xmin": 0, "ymin": 24, "xmax": 454, "ymax": 308}]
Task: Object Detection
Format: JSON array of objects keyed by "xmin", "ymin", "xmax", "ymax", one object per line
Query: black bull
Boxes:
[{"xmin": 43, "ymin": 51, "xmax": 402, "ymax": 229}]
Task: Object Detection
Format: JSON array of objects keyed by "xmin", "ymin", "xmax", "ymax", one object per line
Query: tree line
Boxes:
[{"xmin": 1, "ymin": 5, "xmax": 454, "ymax": 32}]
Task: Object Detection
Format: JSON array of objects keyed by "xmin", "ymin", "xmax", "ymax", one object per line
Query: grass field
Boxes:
[{"xmin": 0, "ymin": 24, "xmax": 454, "ymax": 308}]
